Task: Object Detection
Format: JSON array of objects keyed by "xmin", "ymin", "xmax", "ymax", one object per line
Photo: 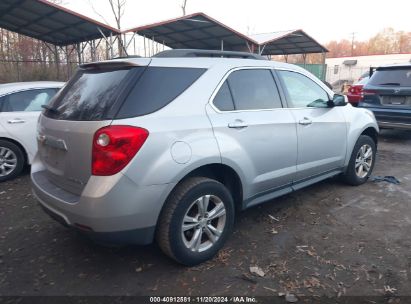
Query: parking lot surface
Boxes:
[{"xmin": 1, "ymin": 130, "xmax": 410, "ymax": 297}]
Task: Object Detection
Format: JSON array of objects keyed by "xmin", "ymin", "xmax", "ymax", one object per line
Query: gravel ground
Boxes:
[{"xmin": 0, "ymin": 129, "xmax": 410, "ymax": 297}]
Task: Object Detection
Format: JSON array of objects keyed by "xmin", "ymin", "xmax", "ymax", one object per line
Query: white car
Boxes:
[{"xmin": 0, "ymin": 81, "xmax": 64, "ymax": 181}]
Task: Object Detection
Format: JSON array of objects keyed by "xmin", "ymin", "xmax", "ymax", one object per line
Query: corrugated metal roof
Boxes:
[
  {"xmin": 126, "ymin": 14, "xmax": 327, "ymax": 55},
  {"xmin": 0, "ymin": 0, "xmax": 121, "ymax": 46},
  {"xmin": 125, "ymin": 12, "xmax": 258, "ymax": 52},
  {"xmin": 251, "ymin": 29, "xmax": 328, "ymax": 55},
  {"xmin": 249, "ymin": 30, "xmax": 296, "ymax": 44}
]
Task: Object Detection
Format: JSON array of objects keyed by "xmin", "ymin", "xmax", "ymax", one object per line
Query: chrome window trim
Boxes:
[
  {"xmin": 208, "ymin": 66, "xmax": 288, "ymax": 114},
  {"xmin": 0, "ymin": 87, "xmax": 61, "ymax": 98}
]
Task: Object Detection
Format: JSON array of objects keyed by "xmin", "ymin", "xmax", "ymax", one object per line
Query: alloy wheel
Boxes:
[
  {"xmin": 181, "ymin": 195, "xmax": 226, "ymax": 253},
  {"xmin": 355, "ymin": 144, "xmax": 373, "ymax": 178},
  {"xmin": 0, "ymin": 147, "xmax": 17, "ymax": 177}
]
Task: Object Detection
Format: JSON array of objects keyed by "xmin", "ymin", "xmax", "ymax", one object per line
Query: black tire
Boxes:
[
  {"xmin": 0, "ymin": 140, "xmax": 25, "ymax": 182},
  {"xmin": 156, "ymin": 177, "xmax": 235, "ymax": 266},
  {"xmin": 342, "ymin": 135, "xmax": 376, "ymax": 186}
]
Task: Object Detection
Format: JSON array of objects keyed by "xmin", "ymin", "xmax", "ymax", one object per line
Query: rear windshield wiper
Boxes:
[
  {"xmin": 41, "ymin": 104, "xmax": 60, "ymax": 114},
  {"xmin": 378, "ymin": 82, "xmax": 401, "ymax": 86}
]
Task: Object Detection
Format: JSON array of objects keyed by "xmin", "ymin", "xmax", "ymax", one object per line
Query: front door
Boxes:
[{"xmin": 276, "ymin": 70, "xmax": 347, "ymax": 182}]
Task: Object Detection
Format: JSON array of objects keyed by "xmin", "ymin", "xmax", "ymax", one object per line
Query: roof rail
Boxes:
[
  {"xmin": 153, "ymin": 49, "xmax": 267, "ymax": 60},
  {"xmin": 111, "ymin": 55, "xmax": 142, "ymax": 59}
]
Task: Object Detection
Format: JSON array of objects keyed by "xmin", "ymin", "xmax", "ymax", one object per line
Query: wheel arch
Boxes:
[
  {"xmin": 361, "ymin": 126, "xmax": 378, "ymax": 146},
  {"xmin": 344, "ymin": 124, "xmax": 379, "ymax": 169},
  {"xmin": 167, "ymin": 163, "xmax": 244, "ymax": 213}
]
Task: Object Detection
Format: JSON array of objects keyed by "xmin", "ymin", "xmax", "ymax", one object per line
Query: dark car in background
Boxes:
[{"xmin": 359, "ymin": 64, "xmax": 411, "ymax": 129}]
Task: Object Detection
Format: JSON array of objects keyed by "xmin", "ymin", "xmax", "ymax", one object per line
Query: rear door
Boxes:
[
  {"xmin": 37, "ymin": 62, "xmax": 149, "ymax": 195},
  {"xmin": 276, "ymin": 69, "xmax": 347, "ymax": 182},
  {"xmin": 0, "ymin": 88, "xmax": 59, "ymax": 161},
  {"xmin": 206, "ymin": 68, "xmax": 297, "ymax": 199}
]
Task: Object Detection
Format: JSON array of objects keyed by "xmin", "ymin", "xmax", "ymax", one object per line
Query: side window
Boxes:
[
  {"xmin": 227, "ymin": 69, "xmax": 282, "ymax": 110},
  {"xmin": 117, "ymin": 67, "xmax": 205, "ymax": 119},
  {"xmin": 2, "ymin": 89, "xmax": 58, "ymax": 112},
  {"xmin": 278, "ymin": 70, "xmax": 329, "ymax": 108},
  {"xmin": 0, "ymin": 96, "xmax": 5, "ymax": 111},
  {"xmin": 213, "ymin": 81, "xmax": 235, "ymax": 111}
]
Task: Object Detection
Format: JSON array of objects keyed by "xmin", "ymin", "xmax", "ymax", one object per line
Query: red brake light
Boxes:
[{"xmin": 92, "ymin": 125, "xmax": 149, "ymax": 176}]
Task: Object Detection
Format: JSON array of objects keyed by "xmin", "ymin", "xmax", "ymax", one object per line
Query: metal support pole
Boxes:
[
  {"xmin": 321, "ymin": 52, "xmax": 327, "ymax": 81},
  {"xmin": 221, "ymin": 40, "xmax": 224, "ymax": 51},
  {"xmin": 143, "ymin": 35, "xmax": 146, "ymax": 57},
  {"xmin": 259, "ymin": 44, "xmax": 266, "ymax": 55},
  {"xmin": 109, "ymin": 33, "xmax": 114, "ymax": 58},
  {"xmin": 65, "ymin": 45, "xmax": 70, "ymax": 79},
  {"xmin": 76, "ymin": 43, "xmax": 81, "ymax": 64},
  {"xmin": 54, "ymin": 44, "xmax": 60, "ymax": 80}
]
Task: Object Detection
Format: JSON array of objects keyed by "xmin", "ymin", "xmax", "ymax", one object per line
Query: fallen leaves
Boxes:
[
  {"xmin": 268, "ymin": 214, "xmax": 280, "ymax": 222},
  {"xmin": 249, "ymin": 266, "xmax": 265, "ymax": 277},
  {"xmin": 384, "ymin": 285, "xmax": 397, "ymax": 294}
]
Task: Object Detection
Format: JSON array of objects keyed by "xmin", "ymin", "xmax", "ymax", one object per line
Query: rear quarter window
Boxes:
[{"xmin": 115, "ymin": 67, "xmax": 205, "ymax": 119}]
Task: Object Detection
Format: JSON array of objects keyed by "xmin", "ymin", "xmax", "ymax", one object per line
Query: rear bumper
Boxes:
[
  {"xmin": 38, "ymin": 202, "xmax": 155, "ymax": 244},
  {"xmin": 358, "ymin": 104, "xmax": 411, "ymax": 129},
  {"xmin": 378, "ymin": 121, "xmax": 411, "ymax": 130},
  {"xmin": 32, "ymin": 169, "xmax": 175, "ymax": 245}
]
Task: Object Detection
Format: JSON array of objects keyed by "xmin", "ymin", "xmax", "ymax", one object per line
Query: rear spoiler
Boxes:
[
  {"xmin": 369, "ymin": 66, "xmax": 377, "ymax": 78},
  {"xmin": 80, "ymin": 58, "xmax": 151, "ymax": 70}
]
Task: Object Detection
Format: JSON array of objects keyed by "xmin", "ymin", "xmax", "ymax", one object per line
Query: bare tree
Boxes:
[
  {"xmin": 88, "ymin": 0, "xmax": 127, "ymax": 56},
  {"xmin": 181, "ymin": 0, "xmax": 188, "ymax": 16}
]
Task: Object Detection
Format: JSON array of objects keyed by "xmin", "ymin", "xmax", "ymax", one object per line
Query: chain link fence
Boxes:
[
  {"xmin": 325, "ymin": 66, "xmax": 371, "ymax": 92},
  {"xmin": 0, "ymin": 60, "xmax": 79, "ymax": 83}
]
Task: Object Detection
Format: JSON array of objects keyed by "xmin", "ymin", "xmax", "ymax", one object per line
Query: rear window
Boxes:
[
  {"xmin": 45, "ymin": 68, "xmax": 135, "ymax": 120},
  {"xmin": 45, "ymin": 66, "xmax": 205, "ymax": 121},
  {"xmin": 369, "ymin": 68, "xmax": 411, "ymax": 87}
]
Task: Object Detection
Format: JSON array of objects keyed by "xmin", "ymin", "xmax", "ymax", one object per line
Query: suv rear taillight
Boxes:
[{"xmin": 92, "ymin": 126, "xmax": 149, "ymax": 176}]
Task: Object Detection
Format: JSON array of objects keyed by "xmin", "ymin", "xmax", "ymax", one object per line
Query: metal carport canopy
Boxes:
[
  {"xmin": 250, "ymin": 30, "xmax": 328, "ymax": 55},
  {"xmin": 124, "ymin": 12, "xmax": 258, "ymax": 52},
  {"xmin": 0, "ymin": 0, "xmax": 121, "ymax": 46}
]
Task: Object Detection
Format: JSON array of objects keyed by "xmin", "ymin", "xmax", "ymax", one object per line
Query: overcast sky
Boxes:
[{"xmin": 62, "ymin": 0, "xmax": 410, "ymax": 43}]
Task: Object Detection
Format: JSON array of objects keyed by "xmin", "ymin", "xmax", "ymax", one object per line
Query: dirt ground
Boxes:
[{"xmin": 1, "ymin": 129, "xmax": 411, "ymax": 298}]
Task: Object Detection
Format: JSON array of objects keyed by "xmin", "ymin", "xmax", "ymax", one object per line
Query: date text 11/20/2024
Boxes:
[{"xmin": 149, "ymin": 297, "xmax": 257, "ymax": 303}]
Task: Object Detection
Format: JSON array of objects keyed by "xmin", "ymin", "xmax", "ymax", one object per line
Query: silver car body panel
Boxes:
[{"xmin": 31, "ymin": 57, "xmax": 379, "ymax": 241}]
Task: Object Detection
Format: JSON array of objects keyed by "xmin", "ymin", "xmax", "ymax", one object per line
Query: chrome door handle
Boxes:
[
  {"xmin": 228, "ymin": 119, "xmax": 248, "ymax": 129},
  {"xmin": 298, "ymin": 117, "xmax": 312, "ymax": 126},
  {"xmin": 7, "ymin": 119, "xmax": 26, "ymax": 124}
]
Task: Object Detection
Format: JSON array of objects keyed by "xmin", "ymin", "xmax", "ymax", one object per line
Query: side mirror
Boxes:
[{"xmin": 328, "ymin": 94, "xmax": 347, "ymax": 107}]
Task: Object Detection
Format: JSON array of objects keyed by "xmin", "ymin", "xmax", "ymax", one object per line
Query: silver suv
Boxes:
[{"xmin": 32, "ymin": 50, "xmax": 379, "ymax": 265}]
